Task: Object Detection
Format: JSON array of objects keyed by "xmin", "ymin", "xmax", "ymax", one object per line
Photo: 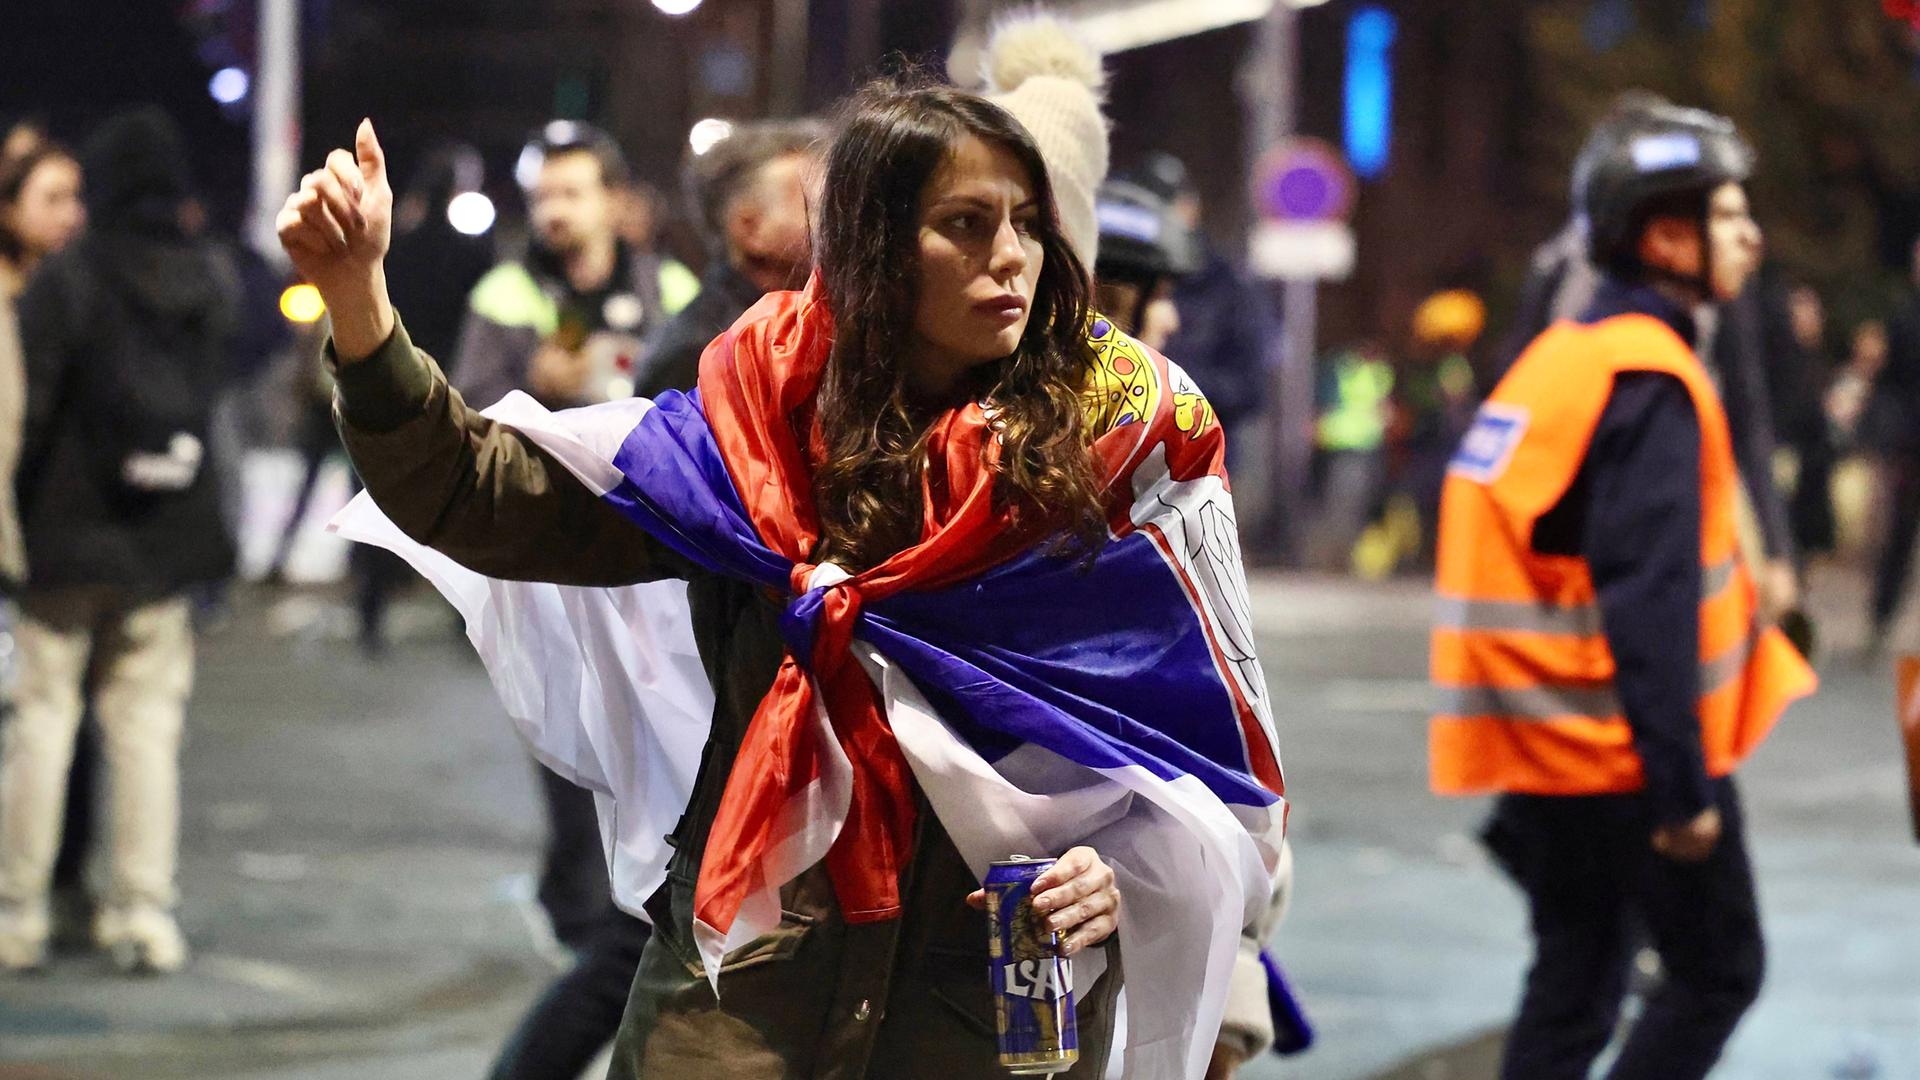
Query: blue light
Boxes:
[{"xmin": 1344, "ymin": 6, "xmax": 1396, "ymax": 180}]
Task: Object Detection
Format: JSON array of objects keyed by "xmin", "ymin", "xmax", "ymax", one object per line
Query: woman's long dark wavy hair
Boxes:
[{"xmin": 811, "ymin": 76, "xmax": 1104, "ymax": 571}]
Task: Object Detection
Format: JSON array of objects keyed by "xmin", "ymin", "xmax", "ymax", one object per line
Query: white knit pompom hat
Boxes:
[{"xmin": 974, "ymin": 11, "xmax": 1110, "ymax": 272}]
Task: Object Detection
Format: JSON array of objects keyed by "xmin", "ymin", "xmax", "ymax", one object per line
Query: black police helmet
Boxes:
[
  {"xmin": 1093, "ymin": 178, "xmax": 1199, "ymax": 286},
  {"xmin": 1581, "ymin": 103, "xmax": 1752, "ymax": 274}
]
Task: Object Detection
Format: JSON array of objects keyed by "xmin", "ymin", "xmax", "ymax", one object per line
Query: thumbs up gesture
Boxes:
[{"xmin": 277, "ymin": 119, "xmax": 397, "ymax": 359}]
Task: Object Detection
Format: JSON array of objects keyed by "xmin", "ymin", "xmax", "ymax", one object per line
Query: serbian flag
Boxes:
[{"xmin": 333, "ymin": 281, "xmax": 1286, "ymax": 1079}]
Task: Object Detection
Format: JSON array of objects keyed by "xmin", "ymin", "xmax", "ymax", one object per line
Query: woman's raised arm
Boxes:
[{"xmin": 278, "ymin": 121, "xmax": 690, "ymax": 587}]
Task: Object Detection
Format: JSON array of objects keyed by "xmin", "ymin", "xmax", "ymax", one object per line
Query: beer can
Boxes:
[{"xmin": 985, "ymin": 856, "xmax": 1078, "ymax": 1075}]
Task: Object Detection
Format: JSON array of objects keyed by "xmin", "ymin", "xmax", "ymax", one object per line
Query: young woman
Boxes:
[
  {"xmin": 282, "ymin": 79, "xmax": 1284, "ymax": 1078},
  {"xmin": 0, "ymin": 139, "xmax": 84, "ymax": 590}
]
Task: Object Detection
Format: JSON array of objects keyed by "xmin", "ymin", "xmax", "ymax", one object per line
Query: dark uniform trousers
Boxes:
[{"xmin": 1485, "ymin": 777, "xmax": 1764, "ymax": 1080}]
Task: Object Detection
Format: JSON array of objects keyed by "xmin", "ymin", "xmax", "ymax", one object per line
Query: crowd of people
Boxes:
[{"xmin": 2, "ymin": 8, "xmax": 1918, "ymax": 1080}]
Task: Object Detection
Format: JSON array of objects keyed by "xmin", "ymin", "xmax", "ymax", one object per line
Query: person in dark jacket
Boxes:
[
  {"xmin": 345, "ymin": 142, "xmax": 492, "ymax": 650},
  {"xmin": 1130, "ymin": 153, "xmax": 1274, "ymax": 453},
  {"xmin": 1865, "ymin": 237, "xmax": 1920, "ymax": 651},
  {"xmin": 633, "ymin": 119, "xmax": 823, "ymax": 400},
  {"xmin": 1775, "ymin": 279, "xmax": 1838, "ymax": 560},
  {"xmin": 0, "ymin": 107, "xmax": 236, "ymax": 973},
  {"xmin": 1501, "ymin": 94, "xmax": 1799, "ymax": 624},
  {"xmin": 454, "ymin": 123, "xmax": 672, "ymax": 412},
  {"xmin": 1459, "ymin": 103, "xmax": 1797, "ymax": 1080}
]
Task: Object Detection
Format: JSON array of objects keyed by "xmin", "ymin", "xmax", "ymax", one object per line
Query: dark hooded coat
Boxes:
[{"xmin": 14, "ymin": 107, "xmax": 236, "ymax": 594}]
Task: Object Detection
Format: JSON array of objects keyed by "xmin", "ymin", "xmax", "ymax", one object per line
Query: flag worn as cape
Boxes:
[{"xmin": 334, "ymin": 280, "xmax": 1286, "ymax": 1079}]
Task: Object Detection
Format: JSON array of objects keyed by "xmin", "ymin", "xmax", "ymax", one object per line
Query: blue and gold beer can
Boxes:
[{"xmin": 985, "ymin": 856, "xmax": 1078, "ymax": 1075}]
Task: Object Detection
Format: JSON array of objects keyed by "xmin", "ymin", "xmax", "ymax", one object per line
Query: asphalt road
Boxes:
[{"xmin": 3, "ymin": 564, "xmax": 1916, "ymax": 1080}]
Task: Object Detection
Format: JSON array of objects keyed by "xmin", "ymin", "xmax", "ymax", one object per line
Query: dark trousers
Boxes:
[
  {"xmin": 1788, "ymin": 433, "xmax": 1837, "ymax": 561},
  {"xmin": 486, "ymin": 913, "xmax": 652, "ymax": 1080},
  {"xmin": 1873, "ymin": 455, "xmax": 1920, "ymax": 633},
  {"xmin": 486, "ymin": 765, "xmax": 651, "ymax": 1080},
  {"xmin": 1485, "ymin": 778, "xmax": 1764, "ymax": 1080}
]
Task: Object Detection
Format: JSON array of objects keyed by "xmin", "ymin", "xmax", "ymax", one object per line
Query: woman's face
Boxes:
[
  {"xmin": 909, "ymin": 133, "xmax": 1043, "ymax": 398},
  {"xmin": 7, "ymin": 157, "xmax": 84, "ymax": 262}
]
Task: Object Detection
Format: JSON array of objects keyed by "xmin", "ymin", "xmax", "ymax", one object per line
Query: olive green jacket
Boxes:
[{"xmin": 329, "ymin": 318, "xmax": 1120, "ymax": 1078}]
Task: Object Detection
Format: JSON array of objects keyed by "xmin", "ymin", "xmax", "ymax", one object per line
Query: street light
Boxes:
[
  {"xmin": 279, "ymin": 284, "xmax": 326, "ymax": 324},
  {"xmin": 209, "ymin": 67, "xmax": 249, "ymax": 105},
  {"xmin": 652, "ymin": 0, "xmax": 703, "ymax": 14},
  {"xmin": 446, "ymin": 191, "xmax": 497, "ymax": 236},
  {"xmin": 688, "ymin": 118, "xmax": 734, "ymax": 156}
]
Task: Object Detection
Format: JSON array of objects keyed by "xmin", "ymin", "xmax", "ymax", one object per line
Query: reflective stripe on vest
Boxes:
[
  {"xmin": 1428, "ymin": 312, "xmax": 1816, "ymax": 796},
  {"xmin": 1433, "ymin": 557, "xmax": 1737, "ymax": 637},
  {"xmin": 1433, "ymin": 623, "xmax": 1757, "ymax": 722}
]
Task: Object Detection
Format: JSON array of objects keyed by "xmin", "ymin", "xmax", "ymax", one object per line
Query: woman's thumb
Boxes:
[{"xmin": 356, "ymin": 118, "xmax": 385, "ymax": 182}]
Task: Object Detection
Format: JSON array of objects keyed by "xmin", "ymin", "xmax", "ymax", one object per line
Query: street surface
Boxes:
[{"xmin": 3, "ymin": 562, "xmax": 1916, "ymax": 1079}]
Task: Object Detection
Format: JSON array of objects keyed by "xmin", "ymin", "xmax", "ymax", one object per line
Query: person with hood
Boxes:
[{"xmin": 0, "ymin": 107, "xmax": 236, "ymax": 973}]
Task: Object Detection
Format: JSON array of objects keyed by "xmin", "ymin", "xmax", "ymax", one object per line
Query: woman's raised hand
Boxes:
[{"xmin": 276, "ymin": 119, "xmax": 396, "ymax": 358}]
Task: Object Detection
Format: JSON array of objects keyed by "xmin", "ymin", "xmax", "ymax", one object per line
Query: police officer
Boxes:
[
  {"xmin": 1429, "ymin": 105, "xmax": 1816, "ymax": 1079},
  {"xmin": 1091, "ymin": 175, "xmax": 1200, "ymax": 351}
]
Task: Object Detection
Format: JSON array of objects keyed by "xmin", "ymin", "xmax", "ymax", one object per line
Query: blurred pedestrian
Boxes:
[
  {"xmin": 1310, "ymin": 340, "xmax": 1393, "ymax": 571},
  {"xmin": 634, "ymin": 118, "xmax": 825, "ymax": 399},
  {"xmin": 1090, "ymin": 176, "xmax": 1198, "ymax": 350},
  {"xmin": 388, "ymin": 142, "xmax": 495, "ymax": 364},
  {"xmin": 0, "ymin": 107, "xmax": 237, "ymax": 973},
  {"xmin": 1865, "ymin": 238, "xmax": 1920, "ymax": 652},
  {"xmin": 1502, "ymin": 91, "xmax": 1798, "ymax": 621},
  {"xmin": 455, "ymin": 122, "xmax": 669, "ymax": 411},
  {"xmin": 0, "ymin": 132, "xmax": 101, "ymax": 951},
  {"xmin": 346, "ymin": 141, "xmax": 494, "ymax": 649},
  {"xmin": 615, "ymin": 180, "xmax": 699, "ymax": 319},
  {"xmin": 1433, "ymin": 103, "xmax": 1815, "ymax": 1080},
  {"xmin": 1778, "ymin": 282, "xmax": 1839, "ymax": 560},
  {"xmin": 1830, "ymin": 319, "xmax": 1886, "ymax": 450},
  {"xmin": 1129, "ymin": 153, "xmax": 1275, "ymax": 462},
  {"xmin": 1394, "ymin": 290, "xmax": 1482, "ymax": 569},
  {"xmin": 0, "ymin": 130, "xmax": 84, "ymax": 612}
]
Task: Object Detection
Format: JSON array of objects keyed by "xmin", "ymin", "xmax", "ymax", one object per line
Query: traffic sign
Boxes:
[
  {"xmin": 1249, "ymin": 219, "xmax": 1355, "ymax": 281},
  {"xmin": 1253, "ymin": 138, "xmax": 1356, "ymax": 222}
]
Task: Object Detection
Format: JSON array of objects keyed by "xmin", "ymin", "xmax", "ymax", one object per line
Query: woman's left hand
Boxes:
[{"xmin": 967, "ymin": 846, "xmax": 1121, "ymax": 956}]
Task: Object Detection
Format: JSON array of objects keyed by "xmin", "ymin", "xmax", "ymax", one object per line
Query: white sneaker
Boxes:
[
  {"xmin": 0, "ymin": 898, "xmax": 50, "ymax": 972},
  {"xmin": 94, "ymin": 905, "xmax": 188, "ymax": 975}
]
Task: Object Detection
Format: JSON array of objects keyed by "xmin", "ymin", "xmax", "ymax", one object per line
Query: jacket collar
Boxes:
[{"xmin": 1578, "ymin": 276, "xmax": 1698, "ymax": 346}]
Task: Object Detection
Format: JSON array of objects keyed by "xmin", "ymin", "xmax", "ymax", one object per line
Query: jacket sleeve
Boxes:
[
  {"xmin": 329, "ymin": 316, "xmax": 696, "ymax": 587},
  {"xmin": 1582, "ymin": 372, "xmax": 1713, "ymax": 827},
  {"xmin": 634, "ymin": 316, "xmax": 708, "ymax": 400},
  {"xmin": 13, "ymin": 258, "xmax": 81, "ymax": 514}
]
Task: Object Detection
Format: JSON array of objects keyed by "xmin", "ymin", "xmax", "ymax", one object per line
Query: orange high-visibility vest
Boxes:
[{"xmin": 1430, "ymin": 313, "xmax": 1816, "ymax": 796}]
